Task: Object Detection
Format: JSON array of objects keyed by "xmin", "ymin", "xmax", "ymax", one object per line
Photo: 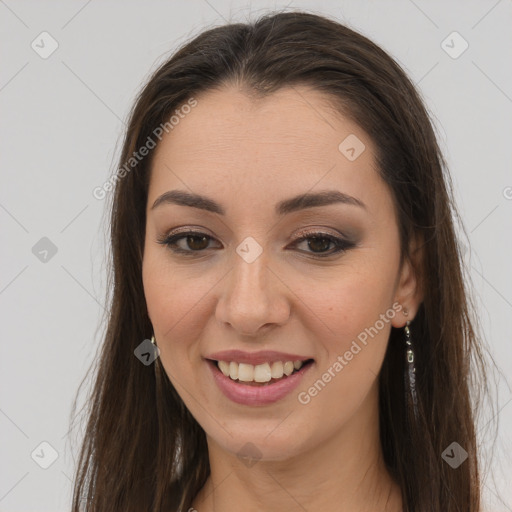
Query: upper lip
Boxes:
[{"xmin": 205, "ymin": 350, "xmax": 314, "ymax": 366}]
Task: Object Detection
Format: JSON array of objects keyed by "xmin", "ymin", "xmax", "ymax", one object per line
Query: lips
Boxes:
[
  {"xmin": 205, "ymin": 349, "xmax": 314, "ymax": 366},
  {"xmin": 207, "ymin": 357, "xmax": 315, "ymax": 405}
]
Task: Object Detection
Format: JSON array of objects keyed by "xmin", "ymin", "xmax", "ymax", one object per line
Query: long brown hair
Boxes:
[{"xmin": 70, "ymin": 10, "xmax": 495, "ymax": 511}]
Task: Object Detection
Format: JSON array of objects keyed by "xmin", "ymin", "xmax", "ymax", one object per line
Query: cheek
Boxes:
[
  {"xmin": 294, "ymin": 258, "xmax": 397, "ymax": 397},
  {"xmin": 295, "ymin": 276, "xmax": 393, "ymax": 430},
  {"xmin": 142, "ymin": 251, "xmax": 208, "ymax": 356},
  {"xmin": 300, "ymin": 266, "xmax": 396, "ymax": 342}
]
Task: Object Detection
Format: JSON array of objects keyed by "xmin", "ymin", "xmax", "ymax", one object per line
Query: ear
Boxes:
[{"xmin": 391, "ymin": 231, "xmax": 424, "ymax": 328}]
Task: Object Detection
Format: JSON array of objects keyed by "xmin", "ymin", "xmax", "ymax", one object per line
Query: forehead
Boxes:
[{"xmin": 148, "ymin": 85, "xmax": 390, "ymax": 220}]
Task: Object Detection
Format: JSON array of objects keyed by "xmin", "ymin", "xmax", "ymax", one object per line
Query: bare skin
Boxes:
[{"xmin": 142, "ymin": 84, "xmax": 423, "ymax": 512}]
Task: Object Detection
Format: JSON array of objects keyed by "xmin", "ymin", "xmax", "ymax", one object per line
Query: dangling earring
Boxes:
[
  {"xmin": 403, "ymin": 310, "xmax": 419, "ymax": 422},
  {"xmin": 150, "ymin": 334, "xmax": 161, "ymax": 369}
]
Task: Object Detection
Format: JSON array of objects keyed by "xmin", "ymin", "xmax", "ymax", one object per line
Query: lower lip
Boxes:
[{"xmin": 206, "ymin": 359, "xmax": 314, "ymax": 406}]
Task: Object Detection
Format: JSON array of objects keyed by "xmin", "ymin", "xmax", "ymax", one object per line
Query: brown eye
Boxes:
[
  {"xmin": 304, "ymin": 237, "xmax": 332, "ymax": 253},
  {"xmin": 157, "ymin": 231, "xmax": 219, "ymax": 256},
  {"xmin": 185, "ymin": 234, "xmax": 210, "ymax": 251},
  {"xmin": 292, "ymin": 232, "xmax": 355, "ymax": 257}
]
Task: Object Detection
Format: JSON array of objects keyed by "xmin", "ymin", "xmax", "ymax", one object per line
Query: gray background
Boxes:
[{"xmin": 1, "ymin": 0, "xmax": 511, "ymax": 510}]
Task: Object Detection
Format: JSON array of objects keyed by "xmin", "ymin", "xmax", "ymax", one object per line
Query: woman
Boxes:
[{"xmin": 71, "ymin": 10, "xmax": 492, "ymax": 512}]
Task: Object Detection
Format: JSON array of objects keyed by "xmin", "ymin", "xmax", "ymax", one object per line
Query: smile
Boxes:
[
  {"xmin": 206, "ymin": 358, "xmax": 315, "ymax": 406},
  {"xmin": 215, "ymin": 359, "xmax": 314, "ymax": 384}
]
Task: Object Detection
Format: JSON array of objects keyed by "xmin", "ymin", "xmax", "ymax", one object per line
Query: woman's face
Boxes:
[{"xmin": 142, "ymin": 85, "xmax": 421, "ymax": 462}]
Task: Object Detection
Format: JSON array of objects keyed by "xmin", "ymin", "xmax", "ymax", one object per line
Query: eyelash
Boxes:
[{"xmin": 156, "ymin": 229, "xmax": 355, "ymax": 258}]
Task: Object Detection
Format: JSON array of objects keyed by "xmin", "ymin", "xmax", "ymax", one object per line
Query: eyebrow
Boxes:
[{"xmin": 151, "ymin": 189, "xmax": 366, "ymax": 215}]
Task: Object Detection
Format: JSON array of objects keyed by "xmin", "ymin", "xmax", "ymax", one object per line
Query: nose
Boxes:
[{"xmin": 215, "ymin": 250, "xmax": 291, "ymax": 337}]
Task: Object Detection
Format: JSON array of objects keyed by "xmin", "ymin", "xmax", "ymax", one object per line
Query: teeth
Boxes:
[
  {"xmin": 238, "ymin": 363, "xmax": 254, "ymax": 382},
  {"xmin": 283, "ymin": 361, "xmax": 294, "ymax": 376},
  {"xmin": 218, "ymin": 360, "xmax": 230, "ymax": 377},
  {"xmin": 216, "ymin": 359, "xmax": 306, "ymax": 383},
  {"xmin": 254, "ymin": 363, "xmax": 272, "ymax": 382},
  {"xmin": 229, "ymin": 361, "xmax": 238, "ymax": 380},
  {"xmin": 270, "ymin": 361, "xmax": 284, "ymax": 379}
]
